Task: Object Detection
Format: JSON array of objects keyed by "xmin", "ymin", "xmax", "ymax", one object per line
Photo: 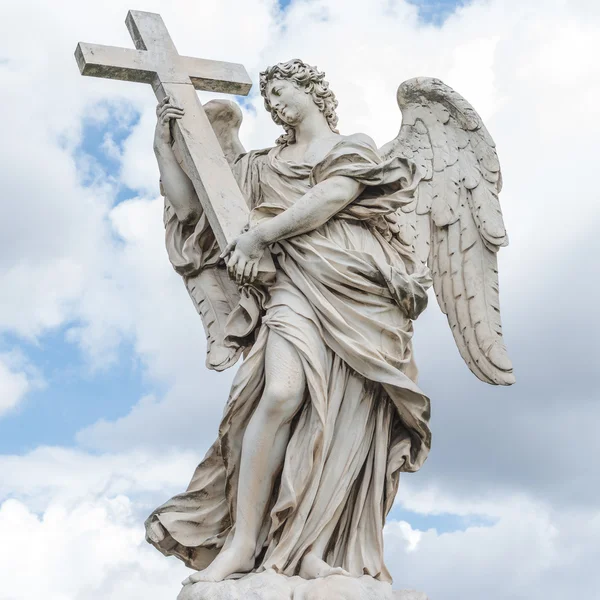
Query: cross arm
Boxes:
[
  {"xmin": 181, "ymin": 56, "xmax": 252, "ymax": 95},
  {"xmin": 75, "ymin": 9, "xmax": 256, "ymax": 250},
  {"xmin": 75, "ymin": 42, "xmax": 156, "ymax": 83}
]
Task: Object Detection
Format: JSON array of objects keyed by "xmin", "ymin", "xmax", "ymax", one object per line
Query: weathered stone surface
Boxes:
[{"xmin": 177, "ymin": 571, "xmax": 428, "ymax": 600}]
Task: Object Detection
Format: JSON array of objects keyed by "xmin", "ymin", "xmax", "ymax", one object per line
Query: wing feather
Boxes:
[
  {"xmin": 186, "ymin": 268, "xmax": 242, "ymax": 371},
  {"xmin": 447, "ymin": 216, "xmax": 491, "ymax": 382},
  {"xmin": 413, "ymin": 207, "xmax": 432, "ymax": 268},
  {"xmin": 382, "ymin": 77, "xmax": 514, "ymax": 385}
]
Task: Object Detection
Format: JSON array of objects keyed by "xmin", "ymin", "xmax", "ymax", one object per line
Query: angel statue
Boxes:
[{"xmin": 144, "ymin": 58, "xmax": 514, "ymax": 594}]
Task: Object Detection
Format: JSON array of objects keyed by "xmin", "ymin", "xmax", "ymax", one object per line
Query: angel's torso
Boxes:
[{"xmin": 245, "ymin": 133, "xmax": 375, "ymax": 225}]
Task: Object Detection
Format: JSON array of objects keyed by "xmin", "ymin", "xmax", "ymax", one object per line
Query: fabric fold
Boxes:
[{"xmin": 147, "ymin": 133, "xmax": 432, "ymax": 580}]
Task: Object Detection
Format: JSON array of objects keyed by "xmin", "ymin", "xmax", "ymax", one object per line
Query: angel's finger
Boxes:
[
  {"xmin": 219, "ymin": 239, "xmax": 236, "ymax": 260},
  {"xmin": 227, "ymin": 253, "xmax": 240, "ymax": 278},
  {"xmin": 157, "ymin": 99, "xmax": 183, "ymax": 113},
  {"xmin": 229, "ymin": 258, "xmax": 238, "ymax": 281},
  {"xmin": 160, "ymin": 112, "xmax": 184, "ymax": 125},
  {"xmin": 161, "ymin": 105, "xmax": 184, "ymax": 114},
  {"xmin": 158, "ymin": 106, "xmax": 185, "ymax": 121},
  {"xmin": 227, "ymin": 258, "xmax": 236, "ymax": 279},
  {"xmin": 156, "ymin": 96, "xmax": 169, "ymax": 113},
  {"xmin": 162, "ymin": 102, "xmax": 184, "ymax": 113},
  {"xmin": 227, "ymin": 251, "xmax": 239, "ymax": 270},
  {"xmin": 235, "ymin": 259, "xmax": 247, "ymax": 284},
  {"xmin": 156, "ymin": 97, "xmax": 171, "ymax": 114},
  {"xmin": 250, "ymin": 261, "xmax": 259, "ymax": 283},
  {"xmin": 242, "ymin": 260, "xmax": 254, "ymax": 284},
  {"xmin": 157, "ymin": 104, "xmax": 168, "ymax": 119}
]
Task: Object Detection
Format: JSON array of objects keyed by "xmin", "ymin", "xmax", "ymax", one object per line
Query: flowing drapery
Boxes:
[{"xmin": 146, "ymin": 135, "xmax": 432, "ymax": 582}]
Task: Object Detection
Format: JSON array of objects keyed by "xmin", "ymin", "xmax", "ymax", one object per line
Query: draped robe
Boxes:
[{"xmin": 145, "ymin": 134, "xmax": 433, "ymax": 582}]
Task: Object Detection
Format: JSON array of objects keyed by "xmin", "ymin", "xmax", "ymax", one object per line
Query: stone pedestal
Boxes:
[{"xmin": 178, "ymin": 571, "xmax": 428, "ymax": 600}]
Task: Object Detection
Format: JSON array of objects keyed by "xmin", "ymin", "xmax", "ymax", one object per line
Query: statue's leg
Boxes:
[
  {"xmin": 184, "ymin": 328, "xmax": 306, "ymax": 584},
  {"xmin": 235, "ymin": 328, "xmax": 306, "ymax": 547}
]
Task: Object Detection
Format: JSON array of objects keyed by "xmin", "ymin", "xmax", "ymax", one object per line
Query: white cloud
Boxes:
[
  {"xmin": 0, "ymin": 358, "xmax": 29, "ymax": 416},
  {"xmin": 0, "ymin": 447, "xmax": 598, "ymax": 600},
  {"xmin": 385, "ymin": 497, "xmax": 600, "ymax": 599},
  {"xmin": 0, "ymin": 352, "xmax": 43, "ymax": 417},
  {"xmin": 0, "ymin": 447, "xmax": 198, "ymax": 600},
  {"xmin": 0, "ymin": 496, "xmax": 183, "ymax": 600}
]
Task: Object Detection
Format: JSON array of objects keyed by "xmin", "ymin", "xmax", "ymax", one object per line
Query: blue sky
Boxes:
[
  {"xmin": 1, "ymin": 0, "xmax": 599, "ymax": 598},
  {"xmin": 0, "ymin": 105, "xmax": 146, "ymax": 454},
  {"xmin": 278, "ymin": 0, "xmax": 466, "ymax": 23}
]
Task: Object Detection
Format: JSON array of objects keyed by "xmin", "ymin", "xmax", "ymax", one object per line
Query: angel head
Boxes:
[{"xmin": 259, "ymin": 59, "xmax": 339, "ymax": 146}]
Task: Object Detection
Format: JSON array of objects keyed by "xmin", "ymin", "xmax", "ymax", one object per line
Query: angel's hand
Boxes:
[
  {"xmin": 220, "ymin": 228, "xmax": 267, "ymax": 285},
  {"xmin": 154, "ymin": 96, "xmax": 184, "ymax": 150}
]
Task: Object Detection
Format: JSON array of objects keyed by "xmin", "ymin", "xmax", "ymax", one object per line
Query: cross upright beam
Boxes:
[{"xmin": 75, "ymin": 10, "xmax": 252, "ymax": 248}]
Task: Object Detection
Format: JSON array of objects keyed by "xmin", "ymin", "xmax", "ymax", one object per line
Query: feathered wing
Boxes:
[
  {"xmin": 380, "ymin": 77, "xmax": 515, "ymax": 385},
  {"xmin": 163, "ymin": 99, "xmax": 246, "ymax": 372}
]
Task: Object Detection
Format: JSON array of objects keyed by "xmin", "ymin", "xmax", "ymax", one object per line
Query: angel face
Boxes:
[{"xmin": 266, "ymin": 78, "xmax": 315, "ymax": 127}]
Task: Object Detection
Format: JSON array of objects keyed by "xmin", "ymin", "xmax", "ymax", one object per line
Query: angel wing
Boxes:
[
  {"xmin": 163, "ymin": 99, "xmax": 247, "ymax": 372},
  {"xmin": 380, "ymin": 77, "xmax": 514, "ymax": 385},
  {"xmin": 204, "ymin": 99, "xmax": 246, "ymax": 164}
]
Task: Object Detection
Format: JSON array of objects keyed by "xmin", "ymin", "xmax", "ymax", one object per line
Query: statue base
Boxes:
[{"xmin": 177, "ymin": 571, "xmax": 428, "ymax": 600}]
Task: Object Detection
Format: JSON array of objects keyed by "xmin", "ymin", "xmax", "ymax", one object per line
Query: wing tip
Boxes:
[
  {"xmin": 204, "ymin": 98, "xmax": 243, "ymax": 127},
  {"xmin": 484, "ymin": 342, "xmax": 515, "ymax": 385},
  {"xmin": 495, "ymin": 371, "xmax": 516, "ymax": 386},
  {"xmin": 473, "ymin": 367, "xmax": 516, "ymax": 386}
]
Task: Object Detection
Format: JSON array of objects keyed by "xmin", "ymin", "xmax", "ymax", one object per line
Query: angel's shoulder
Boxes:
[
  {"xmin": 340, "ymin": 132, "xmax": 378, "ymax": 150},
  {"xmin": 233, "ymin": 146, "xmax": 272, "ymax": 167}
]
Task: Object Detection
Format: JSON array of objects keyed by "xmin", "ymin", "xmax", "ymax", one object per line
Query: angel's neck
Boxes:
[{"xmin": 293, "ymin": 112, "xmax": 332, "ymax": 146}]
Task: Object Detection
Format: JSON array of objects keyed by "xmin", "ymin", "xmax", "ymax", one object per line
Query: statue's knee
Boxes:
[{"xmin": 259, "ymin": 386, "xmax": 302, "ymax": 424}]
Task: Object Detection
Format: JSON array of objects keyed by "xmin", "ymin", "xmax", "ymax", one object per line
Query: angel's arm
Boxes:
[
  {"xmin": 153, "ymin": 97, "xmax": 201, "ymax": 225},
  {"xmin": 255, "ymin": 176, "xmax": 365, "ymax": 244},
  {"xmin": 223, "ymin": 176, "xmax": 365, "ymax": 284}
]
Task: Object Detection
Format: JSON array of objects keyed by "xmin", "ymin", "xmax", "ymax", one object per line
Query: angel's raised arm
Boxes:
[{"xmin": 158, "ymin": 99, "xmax": 248, "ymax": 372}]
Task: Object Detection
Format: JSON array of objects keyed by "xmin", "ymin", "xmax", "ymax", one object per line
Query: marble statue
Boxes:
[{"xmin": 76, "ymin": 10, "xmax": 513, "ymax": 600}]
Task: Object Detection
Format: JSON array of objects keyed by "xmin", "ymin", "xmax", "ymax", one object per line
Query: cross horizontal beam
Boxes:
[
  {"xmin": 75, "ymin": 43, "xmax": 252, "ymax": 94},
  {"xmin": 75, "ymin": 10, "xmax": 254, "ymax": 248},
  {"xmin": 75, "ymin": 43, "xmax": 155, "ymax": 84}
]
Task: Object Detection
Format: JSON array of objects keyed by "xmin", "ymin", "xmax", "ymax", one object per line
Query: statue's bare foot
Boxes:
[
  {"xmin": 299, "ymin": 551, "xmax": 350, "ymax": 579},
  {"xmin": 182, "ymin": 546, "xmax": 255, "ymax": 585}
]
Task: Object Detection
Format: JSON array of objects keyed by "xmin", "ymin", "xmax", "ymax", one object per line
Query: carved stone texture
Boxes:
[{"xmin": 177, "ymin": 572, "xmax": 428, "ymax": 600}]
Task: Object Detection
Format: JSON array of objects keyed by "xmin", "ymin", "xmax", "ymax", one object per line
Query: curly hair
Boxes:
[{"xmin": 259, "ymin": 59, "xmax": 339, "ymax": 146}]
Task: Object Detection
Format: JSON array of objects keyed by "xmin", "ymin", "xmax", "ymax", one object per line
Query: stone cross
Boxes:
[{"xmin": 75, "ymin": 10, "xmax": 252, "ymax": 248}]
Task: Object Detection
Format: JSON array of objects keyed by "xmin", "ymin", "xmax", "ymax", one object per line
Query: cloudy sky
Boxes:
[{"xmin": 0, "ymin": 0, "xmax": 599, "ymax": 598}]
